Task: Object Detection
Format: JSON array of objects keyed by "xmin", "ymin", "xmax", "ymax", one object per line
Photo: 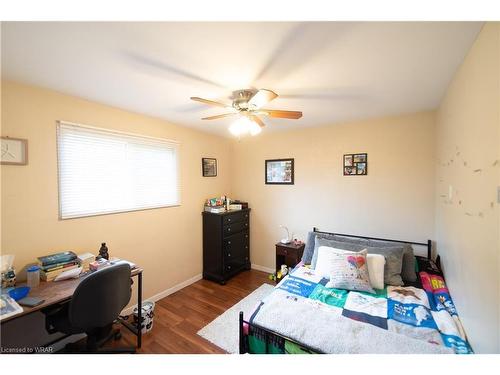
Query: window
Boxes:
[{"xmin": 57, "ymin": 121, "xmax": 180, "ymax": 219}]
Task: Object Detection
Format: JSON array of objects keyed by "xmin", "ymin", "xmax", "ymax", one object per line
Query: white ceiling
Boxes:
[{"xmin": 1, "ymin": 22, "xmax": 483, "ymax": 137}]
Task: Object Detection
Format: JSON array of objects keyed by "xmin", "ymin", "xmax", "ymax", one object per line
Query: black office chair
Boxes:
[{"xmin": 44, "ymin": 263, "xmax": 135, "ymax": 353}]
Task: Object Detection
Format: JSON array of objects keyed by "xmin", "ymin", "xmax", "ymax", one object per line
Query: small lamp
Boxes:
[{"xmin": 279, "ymin": 225, "xmax": 292, "ymax": 244}]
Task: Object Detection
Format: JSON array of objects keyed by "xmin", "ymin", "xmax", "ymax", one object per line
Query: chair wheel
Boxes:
[{"xmin": 114, "ymin": 331, "xmax": 122, "ymax": 340}]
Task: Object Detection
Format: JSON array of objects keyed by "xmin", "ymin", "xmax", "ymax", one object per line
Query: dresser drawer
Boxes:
[
  {"xmin": 223, "ymin": 220, "xmax": 249, "ymax": 236},
  {"xmin": 222, "ymin": 210, "xmax": 249, "ymax": 226},
  {"xmin": 223, "ymin": 257, "xmax": 249, "ymax": 274},
  {"xmin": 223, "ymin": 231, "xmax": 249, "ymax": 260}
]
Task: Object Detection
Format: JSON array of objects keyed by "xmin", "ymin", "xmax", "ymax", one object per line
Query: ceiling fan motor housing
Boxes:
[{"xmin": 232, "ymin": 89, "xmax": 256, "ymax": 110}]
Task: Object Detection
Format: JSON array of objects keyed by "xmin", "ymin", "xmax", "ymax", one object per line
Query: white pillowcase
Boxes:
[{"xmin": 316, "ymin": 246, "xmax": 386, "ymax": 290}]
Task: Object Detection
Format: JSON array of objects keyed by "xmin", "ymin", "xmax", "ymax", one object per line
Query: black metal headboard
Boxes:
[{"xmin": 312, "ymin": 227, "xmax": 432, "ymax": 260}]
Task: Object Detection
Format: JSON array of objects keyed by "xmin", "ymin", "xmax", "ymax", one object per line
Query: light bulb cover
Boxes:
[{"xmin": 229, "ymin": 116, "xmax": 261, "ymax": 137}]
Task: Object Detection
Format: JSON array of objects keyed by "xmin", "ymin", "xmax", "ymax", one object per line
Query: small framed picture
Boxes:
[
  {"xmin": 343, "ymin": 153, "xmax": 367, "ymax": 176},
  {"xmin": 265, "ymin": 158, "xmax": 294, "ymax": 185},
  {"xmin": 344, "ymin": 166, "xmax": 357, "ymax": 175},
  {"xmin": 1, "ymin": 137, "xmax": 28, "ymax": 165},
  {"xmin": 353, "ymin": 154, "xmax": 367, "ymax": 163},
  {"xmin": 356, "ymin": 163, "xmax": 367, "ymax": 175},
  {"xmin": 202, "ymin": 158, "xmax": 217, "ymax": 177}
]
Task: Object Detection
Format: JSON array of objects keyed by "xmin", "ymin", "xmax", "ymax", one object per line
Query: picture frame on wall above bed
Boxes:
[
  {"xmin": 343, "ymin": 153, "xmax": 367, "ymax": 175},
  {"xmin": 265, "ymin": 158, "xmax": 294, "ymax": 185}
]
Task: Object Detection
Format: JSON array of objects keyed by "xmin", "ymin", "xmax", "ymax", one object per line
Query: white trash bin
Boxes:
[{"xmin": 133, "ymin": 301, "xmax": 155, "ymax": 334}]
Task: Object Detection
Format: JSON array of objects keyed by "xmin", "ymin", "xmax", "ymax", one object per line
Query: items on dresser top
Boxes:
[
  {"xmin": 202, "ymin": 208, "xmax": 251, "ymax": 285},
  {"xmin": 204, "ymin": 195, "xmax": 248, "ymax": 213}
]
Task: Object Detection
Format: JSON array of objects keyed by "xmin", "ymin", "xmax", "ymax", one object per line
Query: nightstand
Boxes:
[{"xmin": 275, "ymin": 242, "xmax": 305, "ymax": 282}]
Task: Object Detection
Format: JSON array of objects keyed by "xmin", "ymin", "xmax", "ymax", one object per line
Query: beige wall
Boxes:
[
  {"xmin": 231, "ymin": 112, "xmax": 436, "ymax": 271},
  {"xmin": 435, "ymin": 23, "xmax": 500, "ymax": 353},
  {"xmin": 1, "ymin": 81, "xmax": 232, "ymax": 301}
]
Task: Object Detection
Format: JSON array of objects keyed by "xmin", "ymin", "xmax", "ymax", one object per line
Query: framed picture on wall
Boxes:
[
  {"xmin": 1, "ymin": 137, "xmax": 28, "ymax": 165},
  {"xmin": 343, "ymin": 153, "xmax": 367, "ymax": 176},
  {"xmin": 265, "ymin": 158, "xmax": 294, "ymax": 184},
  {"xmin": 202, "ymin": 158, "xmax": 217, "ymax": 177}
]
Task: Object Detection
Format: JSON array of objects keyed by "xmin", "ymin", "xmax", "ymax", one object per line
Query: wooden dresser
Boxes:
[{"xmin": 202, "ymin": 208, "xmax": 251, "ymax": 284}]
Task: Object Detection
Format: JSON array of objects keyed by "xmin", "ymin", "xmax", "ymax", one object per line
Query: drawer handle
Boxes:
[
  {"xmin": 228, "ymin": 253, "xmax": 231, "ymax": 257},
  {"xmin": 245, "ymin": 245, "xmax": 248, "ymax": 249},
  {"xmin": 228, "ymin": 218, "xmax": 231, "ymax": 222},
  {"xmin": 245, "ymin": 214, "xmax": 248, "ymax": 218},
  {"xmin": 245, "ymin": 235, "xmax": 248, "ymax": 238},
  {"xmin": 228, "ymin": 241, "xmax": 231, "ymax": 245},
  {"xmin": 227, "ymin": 265, "xmax": 231, "ymax": 270},
  {"xmin": 245, "ymin": 223, "xmax": 248, "ymax": 227},
  {"xmin": 228, "ymin": 228, "xmax": 231, "ymax": 232}
]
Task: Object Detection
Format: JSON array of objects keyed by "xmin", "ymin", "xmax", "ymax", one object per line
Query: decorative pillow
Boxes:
[
  {"xmin": 368, "ymin": 240, "xmax": 417, "ymax": 282},
  {"xmin": 315, "ymin": 248, "xmax": 374, "ymax": 293},
  {"xmin": 311, "ymin": 237, "xmax": 365, "ymax": 269},
  {"xmin": 312, "ymin": 237, "xmax": 405, "ymax": 286},
  {"xmin": 317, "ymin": 246, "xmax": 386, "ymax": 289}
]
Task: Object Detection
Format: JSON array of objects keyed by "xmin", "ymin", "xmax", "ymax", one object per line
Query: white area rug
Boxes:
[{"xmin": 197, "ymin": 283, "xmax": 274, "ymax": 353}]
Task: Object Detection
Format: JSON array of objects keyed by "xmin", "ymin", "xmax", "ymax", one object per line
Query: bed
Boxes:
[{"xmin": 238, "ymin": 228, "xmax": 472, "ymax": 354}]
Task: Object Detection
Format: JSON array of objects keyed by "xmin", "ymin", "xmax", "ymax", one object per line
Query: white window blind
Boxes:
[{"xmin": 57, "ymin": 121, "xmax": 180, "ymax": 219}]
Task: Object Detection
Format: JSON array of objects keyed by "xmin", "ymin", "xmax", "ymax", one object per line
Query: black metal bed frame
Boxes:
[{"xmin": 238, "ymin": 228, "xmax": 433, "ymax": 354}]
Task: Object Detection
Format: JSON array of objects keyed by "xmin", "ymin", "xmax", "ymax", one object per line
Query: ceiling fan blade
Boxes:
[
  {"xmin": 248, "ymin": 89, "xmax": 278, "ymax": 109},
  {"xmin": 260, "ymin": 109, "xmax": 303, "ymax": 119},
  {"xmin": 190, "ymin": 97, "xmax": 231, "ymax": 108},
  {"xmin": 249, "ymin": 115, "xmax": 266, "ymax": 128},
  {"xmin": 202, "ymin": 113, "xmax": 238, "ymax": 120}
]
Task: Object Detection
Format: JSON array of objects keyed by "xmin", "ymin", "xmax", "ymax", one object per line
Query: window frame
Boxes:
[{"xmin": 56, "ymin": 120, "xmax": 181, "ymax": 220}]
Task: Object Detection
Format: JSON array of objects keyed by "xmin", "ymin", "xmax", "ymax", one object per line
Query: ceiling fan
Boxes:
[{"xmin": 190, "ymin": 89, "xmax": 302, "ymax": 136}]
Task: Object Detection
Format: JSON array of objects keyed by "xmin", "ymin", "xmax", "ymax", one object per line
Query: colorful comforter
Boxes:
[{"xmin": 248, "ymin": 258, "xmax": 472, "ymax": 354}]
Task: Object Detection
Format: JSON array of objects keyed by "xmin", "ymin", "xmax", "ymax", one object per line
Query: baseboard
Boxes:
[
  {"xmin": 251, "ymin": 264, "xmax": 274, "ymax": 274},
  {"xmin": 121, "ymin": 273, "xmax": 202, "ymax": 316}
]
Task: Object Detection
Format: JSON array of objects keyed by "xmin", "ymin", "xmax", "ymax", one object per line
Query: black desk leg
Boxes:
[{"xmin": 137, "ymin": 272, "xmax": 142, "ymax": 348}]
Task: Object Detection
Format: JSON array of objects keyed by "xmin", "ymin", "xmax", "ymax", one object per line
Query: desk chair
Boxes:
[{"xmin": 44, "ymin": 263, "xmax": 135, "ymax": 353}]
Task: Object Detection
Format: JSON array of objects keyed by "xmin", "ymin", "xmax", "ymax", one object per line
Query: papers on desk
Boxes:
[
  {"xmin": 111, "ymin": 259, "xmax": 137, "ymax": 270},
  {"xmin": 54, "ymin": 266, "xmax": 83, "ymax": 281},
  {"xmin": 0, "ymin": 294, "xmax": 23, "ymax": 321}
]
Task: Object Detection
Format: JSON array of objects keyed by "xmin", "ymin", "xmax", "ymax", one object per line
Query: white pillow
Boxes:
[{"xmin": 316, "ymin": 246, "xmax": 386, "ymax": 290}]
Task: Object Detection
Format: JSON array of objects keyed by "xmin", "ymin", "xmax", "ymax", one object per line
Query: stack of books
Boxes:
[
  {"xmin": 37, "ymin": 251, "xmax": 79, "ymax": 281},
  {"xmin": 204, "ymin": 205, "xmax": 226, "ymax": 213},
  {"xmin": 77, "ymin": 253, "xmax": 95, "ymax": 272}
]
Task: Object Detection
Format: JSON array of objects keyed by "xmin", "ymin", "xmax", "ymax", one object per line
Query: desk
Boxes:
[{"xmin": 1, "ymin": 266, "xmax": 143, "ymax": 348}]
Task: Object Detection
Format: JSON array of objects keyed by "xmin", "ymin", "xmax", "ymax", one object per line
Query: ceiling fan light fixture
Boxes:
[
  {"xmin": 248, "ymin": 120, "xmax": 262, "ymax": 136},
  {"xmin": 229, "ymin": 116, "xmax": 261, "ymax": 137}
]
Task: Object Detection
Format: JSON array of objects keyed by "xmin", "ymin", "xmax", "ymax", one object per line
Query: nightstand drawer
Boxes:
[
  {"xmin": 223, "ymin": 210, "xmax": 249, "ymax": 225},
  {"xmin": 276, "ymin": 246, "xmax": 291, "ymax": 256}
]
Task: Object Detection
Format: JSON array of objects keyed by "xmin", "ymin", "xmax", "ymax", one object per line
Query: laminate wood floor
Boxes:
[{"xmin": 108, "ymin": 269, "xmax": 273, "ymax": 354}]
